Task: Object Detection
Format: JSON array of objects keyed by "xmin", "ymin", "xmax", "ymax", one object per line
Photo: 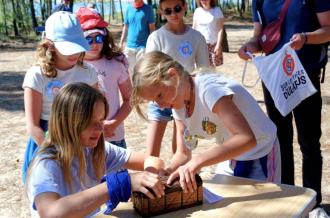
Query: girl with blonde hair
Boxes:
[
  {"xmin": 26, "ymin": 83, "xmax": 165, "ymax": 218},
  {"xmin": 131, "ymin": 51, "xmax": 281, "ymax": 192},
  {"xmin": 22, "ymin": 11, "xmax": 99, "ymax": 183}
]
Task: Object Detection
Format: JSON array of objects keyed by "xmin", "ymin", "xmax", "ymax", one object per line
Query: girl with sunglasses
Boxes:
[
  {"xmin": 192, "ymin": 0, "xmax": 225, "ymax": 67},
  {"xmin": 77, "ymin": 7, "xmax": 132, "ymax": 149},
  {"xmin": 144, "ymin": 0, "xmax": 209, "ymax": 169},
  {"xmin": 22, "ymin": 11, "xmax": 99, "ymax": 183}
]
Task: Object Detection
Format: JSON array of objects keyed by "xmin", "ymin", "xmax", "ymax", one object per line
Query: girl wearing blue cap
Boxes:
[
  {"xmin": 26, "ymin": 83, "xmax": 165, "ymax": 217},
  {"xmin": 22, "ymin": 11, "xmax": 98, "ymax": 183}
]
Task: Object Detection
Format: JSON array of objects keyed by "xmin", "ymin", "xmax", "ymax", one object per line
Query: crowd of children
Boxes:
[{"xmin": 22, "ymin": 1, "xmax": 329, "ymax": 217}]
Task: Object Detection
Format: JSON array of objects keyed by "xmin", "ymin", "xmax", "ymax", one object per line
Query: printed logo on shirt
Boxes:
[
  {"xmin": 178, "ymin": 41, "xmax": 193, "ymax": 58},
  {"xmin": 183, "ymin": 128, "xmax": 203, "ymax": 150},
  {"xmin": 282, "ymin": 51, "xmax": 295, "ymax": 77},
  {"xmin": 202, "ymin": 117, "xmax": 217, "ymax": 135},
  {"xmin": 46, "ymin": 80, "xmax": 64, "ymax": 97},
  {"xmin": 97, "ymin": 70, "xmax": 106, "ymax": 77}
]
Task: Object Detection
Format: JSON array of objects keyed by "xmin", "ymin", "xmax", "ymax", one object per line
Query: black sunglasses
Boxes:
[{"xmin": 163, "ymin": 5, "xmax": 183, "ymax": 15}]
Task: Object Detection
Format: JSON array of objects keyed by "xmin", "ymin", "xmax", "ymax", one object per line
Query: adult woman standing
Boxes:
[{"xmin": 193, "ymin": 0, "xmax": 225, "ymax": 67}]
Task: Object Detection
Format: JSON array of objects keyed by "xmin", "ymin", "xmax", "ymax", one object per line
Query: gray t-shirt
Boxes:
[{"xmin": 146, "ymin": 26, "xmax": 209, "ymax": 72}]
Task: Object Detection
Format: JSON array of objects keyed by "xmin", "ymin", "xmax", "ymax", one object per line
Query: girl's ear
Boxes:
[{"xmin": 167, "ymin": 67, "xmax": 179, "ymax": 78}]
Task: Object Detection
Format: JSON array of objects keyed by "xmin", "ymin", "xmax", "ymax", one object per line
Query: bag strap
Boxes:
[
  {"xmin": 278, "ymin": 0, "xmax": 291, "ymax": 22},
  {"xmin": 241, "ymin": 52, "xmax": 261, "ymax": 88}
]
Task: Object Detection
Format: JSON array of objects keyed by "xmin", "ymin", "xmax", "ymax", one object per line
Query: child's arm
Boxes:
[
  {"xmin": 123, "ymin": 151, "xmax": 165, "ymax": 173},
  {"xmin": 214, "ymin": 17, "xmax": 225, "ymax": 57},
  {"xmin": 34, "ymin": 171, "xmax": 165, "ymax": 218},
  {"xmin": 167, "ymin": 119, "xmax": 192, "ymax": 172},
  {"xmin": 168, "ymin": 96, "xmax": 256, "ymax": 192},
  {"xmin": 24, "ymin": 87, "xmax": 44, "ymax": 146},
  {"xmin": 103, "ymin": 78, "xmax": 132, "ymax": 138}
]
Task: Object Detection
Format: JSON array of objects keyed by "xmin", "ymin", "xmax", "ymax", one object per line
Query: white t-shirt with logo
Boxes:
[
  {"xmin": 146, "ymin": 26, "xmax": 209, "ymax": 73},
  {"xmin": 193, "ymin": 7, "xmax": 224, "ymax": 44},
  {"xmin": 22, "ymin": 64, "xmax": 98, "ymax": 120},
  {"xmin": 172, "ymin": 73, "xmax": 277, "ymax": 161}
]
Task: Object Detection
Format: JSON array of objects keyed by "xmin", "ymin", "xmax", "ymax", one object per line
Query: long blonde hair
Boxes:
[
  {"xmin": 131, "ymin": 51, "xmax": 189, "ymax": 119},
  {"xmin": 36, "ymin": 39, "xmax": 85, "ymax": 78},
  {"xmin": 26, "ymin": 83, "xmax": 109, "ymax": 191}
]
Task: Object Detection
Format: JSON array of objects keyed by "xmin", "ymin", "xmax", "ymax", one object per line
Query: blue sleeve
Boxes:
[
  {"xmin": 147, "ymin": 6, "xmax": 155, "ymax": 24},
  {"xmin": 252, "ymin": 0, "xmax": 260, "ymax": 22},
  {"xmin": 315, "ymin": 0, "xmax": 330, "ymax": 13},
  {"xmin": 105, "ymin": 142, "xmax": 131, "ymax": 173}
]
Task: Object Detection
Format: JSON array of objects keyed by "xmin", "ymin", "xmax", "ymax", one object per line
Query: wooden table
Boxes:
[{"xmin": 97, "ymin": 172, "xmax": 316, "ymax": 218}]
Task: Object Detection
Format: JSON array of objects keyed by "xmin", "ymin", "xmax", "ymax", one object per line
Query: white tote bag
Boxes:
[{"xmin": 252, "ymin": 42, "xmax": 317, "ymax": 116}]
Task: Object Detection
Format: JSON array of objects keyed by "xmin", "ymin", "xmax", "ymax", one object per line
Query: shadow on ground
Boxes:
[{"xmin": 0, "ymin": 71, "xmax": 25, "ymax": 111}]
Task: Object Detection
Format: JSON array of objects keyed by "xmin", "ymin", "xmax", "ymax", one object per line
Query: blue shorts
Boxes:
[
  {"xmin": 147, "ymin": 102, "xmax": 173, "ymax": 122},
  {"xmin": 22, "ymin": 119, "xmax": 48, "ymax": 184}
]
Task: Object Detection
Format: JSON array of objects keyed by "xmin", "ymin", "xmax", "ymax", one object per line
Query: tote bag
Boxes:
[{"xmin": 252, "ymin": 42, "xmax": 317, "ymax": 116}]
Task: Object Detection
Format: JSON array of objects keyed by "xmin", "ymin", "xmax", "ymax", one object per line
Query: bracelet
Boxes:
[
  {"xmin": 101, "ymin": 169, "xmax": 131, "ymax": 215},
  {"xmin": 301, "ymin": 32, "xmax": 308, "ymax": 44}
]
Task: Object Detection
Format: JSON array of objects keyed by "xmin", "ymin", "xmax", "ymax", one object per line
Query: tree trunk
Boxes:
[
  {"xmin": 1, "ymin": 0, "xmax": 9, "ymax": 35},
  {"xmin": 29, "ymin": 0, "xmax": 38, "ymax": 30},
  {"xmin": 119, "ymin": 0, "xmax": 124, "ymax": 24},
  {"xmin": 100, "ymin": 0, "xmax": 104, "ymax": 17},
  {"xmin": 10, "ymin": 0, "xmax": 18, "ymax": 36}
]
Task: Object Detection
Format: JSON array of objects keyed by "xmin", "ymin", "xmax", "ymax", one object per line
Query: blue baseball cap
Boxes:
[{"xmin": 45, "ymin": 11, "xmax": 90, "ymax": 55}]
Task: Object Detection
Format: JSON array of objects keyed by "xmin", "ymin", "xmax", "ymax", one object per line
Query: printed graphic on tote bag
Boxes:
[{"xmin": 252, "ymin": 42, "xmax": 316, "ymax": 116}]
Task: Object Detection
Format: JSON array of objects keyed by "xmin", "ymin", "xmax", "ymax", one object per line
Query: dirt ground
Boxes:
[{"xmin": 0, "ymin": 21, "xmax": 329, "ymax": 217}]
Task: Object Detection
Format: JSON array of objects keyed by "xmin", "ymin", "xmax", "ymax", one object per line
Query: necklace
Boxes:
[{"xmin": 184, "ymin": 76, "xmax": 195, "ymax": 118}]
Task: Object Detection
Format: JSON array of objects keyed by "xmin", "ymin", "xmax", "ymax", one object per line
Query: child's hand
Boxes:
[
  {"xmin": 167, "ymin": 160, "xmax": 200, "ymax": 193},
  {"xmin": 144, "ymin": 156, "xmax": 165, "ymax": 174},
  {"xmin": 130, "ymin": 171, "xmax": 165, "ymax": 199},
  {"xmin": 103, "ymin": 120, "xmax": 117, "ymax": 138}
]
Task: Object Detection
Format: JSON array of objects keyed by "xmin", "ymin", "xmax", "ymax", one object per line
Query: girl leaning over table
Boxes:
[{"xmin": 131, "ymin": 51, "xmax": 281, "ymax": 193}]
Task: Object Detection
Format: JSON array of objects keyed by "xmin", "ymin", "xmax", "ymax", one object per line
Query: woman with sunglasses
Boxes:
[
  {"xmin": 77, "ymin": 7, "xmax": 132, "ymax": 149},
  {"xmin": 192, "ymin": 0, "xmax": 225, "ymax": 67},
  {"xmin": 144, "ymin": 0, "xmax": 209, "ymax": 172}
]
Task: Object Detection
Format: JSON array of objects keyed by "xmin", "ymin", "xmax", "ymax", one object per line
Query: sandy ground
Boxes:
[{"xmin": 0, "ymin": 22, "xmax": 329, "ymax": 217}]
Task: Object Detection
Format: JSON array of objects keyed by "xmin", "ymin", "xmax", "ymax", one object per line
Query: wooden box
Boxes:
[{"xmin": 132, "ymin": 174, "xmax": 203, "ymax": 217}]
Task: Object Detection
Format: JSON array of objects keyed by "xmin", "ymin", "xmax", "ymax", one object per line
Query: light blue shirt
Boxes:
[{"xmin": 27, "ymin": 142, "xmax": 131, "ymax": 217}]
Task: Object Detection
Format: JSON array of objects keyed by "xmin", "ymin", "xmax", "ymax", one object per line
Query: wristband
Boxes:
[
  {"xmin": 301, "ymin": 32, "xmax": 308, "ymax": 44},
  {"xmin": 101, "ymin": 169, "xmax": 131, "ymax": 214}
]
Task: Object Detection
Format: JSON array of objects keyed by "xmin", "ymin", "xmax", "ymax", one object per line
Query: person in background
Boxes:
[
  {"xmin": 21, "ymin": 11, "xmax": 98, "ymax": 183},
  {"xmin": 145, "ymin": 0, "xmax": 209, "ymax": 167},
  {"xmin": 76, "ymin": 7, "xmax": 132, "ymax": 149},
  {"xmin": 131, "ymin": 51, "xmax": 281, "ymax": 191},
  {"xmin": 119, "ymin": 0, "xmax": 155, "ymax": 74},
  {"xmin": 52, "ymin": 0, "xmax": 72, "ymax": 13},
  {"xmin": 192, "ymin": 0, "xmax": 224, "ymax": 67},
  {"xmin": 238, "ymin": 0, "xmax": 330, "ymax": 216},
  {"xmin": 26, "ymin": 83, "xmax": 165, "ymax": 218}
]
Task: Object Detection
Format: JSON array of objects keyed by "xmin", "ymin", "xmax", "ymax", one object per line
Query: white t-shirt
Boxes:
[
  {"xmin": 146, "ymin": 26, "xmax": 209, "ymax": 73},
  {"xmin": 193, "ymin": 7, "xmax": 224, "ymax": 44},
  {"xmin": 22, "ymin": 64, "xmax": 98, "ymax": 120},
  {"xmin": 173, "ymin": 73, "xmax": 277, "ymax": 161},
  {"xmin": 85, "ymin": 57, "xmax": 129, "ymax": 141},
  {"xmin": 28, "ymin": 142, "xmax": 132, "ymax": 218}
]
